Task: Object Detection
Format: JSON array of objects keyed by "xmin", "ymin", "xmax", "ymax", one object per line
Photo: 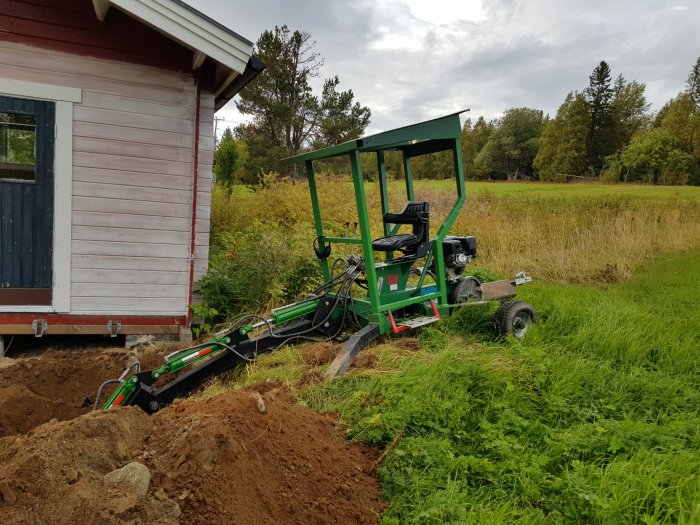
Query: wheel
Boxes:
[
  {"xmin": 495, "ymin": 300, "xmax": 536, "ymax": 339},
  {"xmin": 450, "ymin": 276, "xmax": 482, "ymax": 305}
]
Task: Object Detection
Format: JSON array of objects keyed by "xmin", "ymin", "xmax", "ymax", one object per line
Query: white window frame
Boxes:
[{"xmin": 0, "ymin": 78, "xmax": 81, "ymax": 313}]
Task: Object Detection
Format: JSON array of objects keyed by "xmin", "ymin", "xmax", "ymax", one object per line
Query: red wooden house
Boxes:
[{"xmin": 0, "ymin": 0, "xmax": 262, "ymax": 348}]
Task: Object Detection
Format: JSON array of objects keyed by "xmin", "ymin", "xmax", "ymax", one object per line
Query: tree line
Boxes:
[
  {"xmin": 214, "ymin": 25, "xmax": 700, "ymax": 187},
  {"xmin": 460, "ymin": 58, "xmax": 699, "ymax": 185}
]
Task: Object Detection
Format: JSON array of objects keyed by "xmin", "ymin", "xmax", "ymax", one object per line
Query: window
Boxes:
[{"xmin": 0, "ymin": 111, "xmax": 37, "ymax": 182}]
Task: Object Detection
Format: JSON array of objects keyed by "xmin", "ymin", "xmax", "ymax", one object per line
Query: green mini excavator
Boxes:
[{"xmin": 99, "ymin": 112, "xmax": 535, "ymax": 413}]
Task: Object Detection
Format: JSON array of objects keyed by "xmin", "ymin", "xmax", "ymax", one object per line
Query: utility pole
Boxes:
[{"xmin": 214, "ymin": 116, "xmax": 225, "ymax": 148}]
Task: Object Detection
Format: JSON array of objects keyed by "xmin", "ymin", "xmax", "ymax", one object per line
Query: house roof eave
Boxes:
[{"xmin": 93, "ymin": 0, "xmax": 254, "ymax": 77}]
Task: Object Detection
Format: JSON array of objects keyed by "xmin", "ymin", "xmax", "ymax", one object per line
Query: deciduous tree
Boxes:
[
  {"xmin": 658, "ymin": 94, "xmax": 700, "ymax": 163},
  {"xmin": 475, "ymin": 108, "xmax": 544, "ymax": 180},
  {"xmin": 612, "ymin": 75, "xmax": 651, "ymax": 149},
  {"xmin": 534, "ymin": 92, "xmax": 590, "ymax": 182},
  {"xmin": 619, "ymin": 128, "xmax": 693, "ymax": 185},
  {"xmin": 461, "ymin": 116, "xmax": 494, "ymax": 179},
  {"xmin": 213, "ymin": 128, "xmax": 238, "ymax": 190}
]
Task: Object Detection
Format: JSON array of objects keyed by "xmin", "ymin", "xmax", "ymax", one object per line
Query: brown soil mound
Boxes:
[
  {"xmin": 0, "ymin": 381, "xmax": 383, "ymax": 524},
  {"xmin": 0, "ymin": 350, "xmax": 132, "ymax": 436},
  {"xmin": 297, "ymin": 369, "xmax": 326, "ymax": 387},
  {"xmin": 301, "ymin": 342, "xmax": 339, "ymax": 365},
  {"xmin": 148, "ymin": 388, "xmax": 383, "ymax": 524},
  {"xmin": 392, "ymin": 337, "xmax": 421, "ymax": 352},
  {"xmin": 352, "ymin": 352, "xmax": 377, "ymax": 369},
  {"xmin": 0, "ymin": 407, "xmax": 173, "ymax": 524}
]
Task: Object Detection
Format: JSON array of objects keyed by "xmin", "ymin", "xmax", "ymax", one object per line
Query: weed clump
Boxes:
[{"xmin": 200, "ymin": 220, "xmax": 322, "ymax": 318}]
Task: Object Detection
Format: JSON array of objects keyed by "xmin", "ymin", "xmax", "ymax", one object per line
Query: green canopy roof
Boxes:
[{"xmin": 282, "ymin": 110, "xmax": 468, "ymax": 165}]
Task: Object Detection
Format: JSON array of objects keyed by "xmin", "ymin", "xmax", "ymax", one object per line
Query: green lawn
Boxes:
[{"xmin": 233, "ymin": 252, "xmax": 700, "ymax": 524}]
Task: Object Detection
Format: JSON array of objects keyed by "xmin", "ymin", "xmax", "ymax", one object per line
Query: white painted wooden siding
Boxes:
[
  {"xmin": 0, "ymin": 41, "xmax": 215, "ymax": 316},
  {"xmin": 194, "ymin": 92, "xmax": 215, "ymax": 283}
]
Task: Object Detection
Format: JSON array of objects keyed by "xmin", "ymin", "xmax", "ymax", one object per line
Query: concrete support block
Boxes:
[{"xmin": 178, "ymin": 325, "xmax": 193, "ymax": 343}]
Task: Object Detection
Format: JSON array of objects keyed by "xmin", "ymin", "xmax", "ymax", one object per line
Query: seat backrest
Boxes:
[
  {"xmin": 383, "ymin": 201, "xmax": 430, "ymax": 252},
  {"xmin": 383, "ymin": 201, "xmax": 429, "ymax": 225}
]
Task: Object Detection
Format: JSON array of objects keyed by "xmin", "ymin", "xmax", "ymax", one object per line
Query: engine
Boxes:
[{"xmin": 442, "ymin": 236, "xmax": 476, "ymax": 277}]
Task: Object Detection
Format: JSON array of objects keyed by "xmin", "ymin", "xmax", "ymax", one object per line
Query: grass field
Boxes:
[
  {"xmin": 204, "ymin": 180, "xmax": 700, "ymax": 523},
  {"xmin": 423, "ymin": 180, "xmax": 700, "ymax": 200},
  {"xmin": 209, "ymin": 179, "xmax": 700, "ymax": 309}
]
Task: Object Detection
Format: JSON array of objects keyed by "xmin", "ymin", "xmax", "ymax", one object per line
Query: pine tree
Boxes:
[
  {"xmin": 236, "ymin": 26, "xmax": 322, "ymax": 155},
  {"xmin": 315, "ymin": 76, "xmax": 370, "ymax": 147},
  {"xmin": 686, "ymin": 56, "xmax": 700, "ymax": 107},
  {"xmin": 585, "ymin": 61, "xmax": 616, "ymax": 171},
  {"xmin": 236, "ymin": 25, "xmax": 370, "ymax": 176}
]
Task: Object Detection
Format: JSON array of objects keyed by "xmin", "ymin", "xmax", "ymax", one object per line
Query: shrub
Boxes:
[
  {"xmin": 600, "ymin": 157, "xmax": 623, "ymax": 184},
  {"xmin": 200, "ymin": 220, "xmax": 322, "ymax": 320}
]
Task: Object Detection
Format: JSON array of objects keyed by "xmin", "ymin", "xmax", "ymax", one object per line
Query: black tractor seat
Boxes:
[
  {"xmin": 372, "ymin": 201, "xmax": 430, "ymax": 256},
  {"xmin": 372, "ymin": 233, "xmax": 418, "ymax": 252}
]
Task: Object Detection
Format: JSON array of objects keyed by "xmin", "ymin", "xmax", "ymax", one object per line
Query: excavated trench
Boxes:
[{"xmin": 0, "ymin": 342, "xmax": 383, "ymax": 524}]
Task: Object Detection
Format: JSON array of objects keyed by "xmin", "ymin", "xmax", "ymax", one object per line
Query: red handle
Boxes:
[
  {"xmin": 430, "ymin": 300, "xmax": 440, "ymax": 319},
  {"xmin": 388, "ymin": 311, "xmax": 410, "ymax": 334}
]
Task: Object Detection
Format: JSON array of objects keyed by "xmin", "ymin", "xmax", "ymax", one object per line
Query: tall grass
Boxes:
[
  {"xmin": 211, "ymin": 179, "xmax": 700, "ymax": 293},
  {"xmin": 202, "ymin": 181, "xmax": 700, "ymax": 523}
]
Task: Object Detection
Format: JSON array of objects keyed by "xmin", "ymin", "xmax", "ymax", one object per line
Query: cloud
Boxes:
[{"xmin": 188, "ymin": 0, "xmax": 700, "ymax": 132}]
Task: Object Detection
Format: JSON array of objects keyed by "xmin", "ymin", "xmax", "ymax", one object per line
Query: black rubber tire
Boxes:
[{"xmin": 495, "ymin": 300, "xmax": 537, "ymax": 339}]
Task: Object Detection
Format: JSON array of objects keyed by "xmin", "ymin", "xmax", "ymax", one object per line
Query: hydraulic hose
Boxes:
[
  {"xmin": 268, "ymin": 265, "xmax": 360, "ymax": 341},
  {"xmin": 94, "ymin": 361, "xmax": 141, "ymax": 410},
  {"xmin": 198, "ymin": 261, "xmax": 361, "ymax": 362},
  {"xmin": 93, "ymin": 379, "xmax": 123, "ymax": 410}
]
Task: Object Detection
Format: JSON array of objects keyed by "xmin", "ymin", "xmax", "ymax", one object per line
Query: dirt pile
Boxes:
[
  {"xmin": 301, "ymin": 342, "xmax": 340, "ymax": 365},
  {"xmin": 0, "ymin": 350, "xmax": 132, "ymax": 437},
  {"xmin": 0, "ymin": 371, "xmax": 383, "ymax": 524},
  {"xmin": 352, "ymin": 352, "xmax": 377, "ymax": 369},
  {"xmin": 0, "ymin": 407, "xmax": 174, "ymax": 524},
  {"xmin": 148, "ymin": 386, "xmax": 383, "ymax": 524}
]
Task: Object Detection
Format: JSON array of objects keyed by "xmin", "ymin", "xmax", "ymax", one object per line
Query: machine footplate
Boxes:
[{"xmin": 398, "ymin": 316, "xmax": 441, "ymax": 329}]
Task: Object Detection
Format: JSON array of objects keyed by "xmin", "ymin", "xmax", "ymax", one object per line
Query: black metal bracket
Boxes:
[{"xmin": 325, "ymin": 323, "xmax": 380, "ymax": 378}]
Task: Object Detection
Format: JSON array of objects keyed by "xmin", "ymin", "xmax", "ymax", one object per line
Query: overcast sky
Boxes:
[{"xmin": 188, "ymin": 0, "xmax": 700, "ymax": 134}]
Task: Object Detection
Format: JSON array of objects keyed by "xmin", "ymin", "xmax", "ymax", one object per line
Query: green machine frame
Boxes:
[
  {"xmin": 283, "ymin": 111, "xmax": 468, "ymax": 335},
  {"xmin": 98, "ymin": 111, "xmax": 536, "ymax": 412}
]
